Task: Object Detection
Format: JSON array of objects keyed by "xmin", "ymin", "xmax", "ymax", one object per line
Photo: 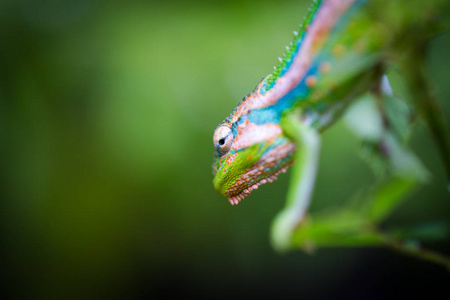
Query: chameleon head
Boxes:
[{"xmin": 212, "ymin": 88, "xmax": 296, "ymax": 205}]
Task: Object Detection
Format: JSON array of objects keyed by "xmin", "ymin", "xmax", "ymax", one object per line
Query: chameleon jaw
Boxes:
[{"xmin": 228, "ymin": 166, "xmax": 289, "ymax": 205}]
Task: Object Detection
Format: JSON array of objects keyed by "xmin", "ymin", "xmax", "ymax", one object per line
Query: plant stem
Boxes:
[{"xmin": 376, "ymin": 229, "xmax": 450, "ymax": 269}]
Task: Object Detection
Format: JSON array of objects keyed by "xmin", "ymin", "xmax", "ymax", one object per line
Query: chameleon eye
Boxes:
[{"xmin": 213, "ymin": 124, "xmax": 233, "ymax": 154}]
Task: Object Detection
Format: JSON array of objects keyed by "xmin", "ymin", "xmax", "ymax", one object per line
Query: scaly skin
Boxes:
[{"xmin": 212, "ymin": 0, "xmax": 449, "ymax": 205}]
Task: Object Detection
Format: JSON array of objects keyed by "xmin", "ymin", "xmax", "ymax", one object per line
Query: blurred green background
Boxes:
[{"xmin": 1, "ymin": 0, "xmax": 449, "ymax": 298}]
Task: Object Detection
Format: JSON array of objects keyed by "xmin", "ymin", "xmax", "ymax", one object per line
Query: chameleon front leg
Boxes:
[
  {"xmin": 271, "ymin": 109, "xmax": 321, "ymax": 252},
  {"xmin": 269, "ymin": 76, "xmax": 450, "ymax": 268}
]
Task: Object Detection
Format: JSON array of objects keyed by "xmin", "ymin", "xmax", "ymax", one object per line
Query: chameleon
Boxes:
[
  {"xmin": 213, "ymin": 0, "xmax": 450, "ymax": 268},
  {"xmin": 213, "ymin": 0, "xmax": 450, "ymax": 258},
  {"xmin": 213, "ymin": 0, "xmax": 450, "ymax": 205}
]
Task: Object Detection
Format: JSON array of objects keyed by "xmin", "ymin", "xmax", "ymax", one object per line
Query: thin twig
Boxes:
[{"xmin": 376, "ymin": 229, "xmax": 450, "ymax": 269}]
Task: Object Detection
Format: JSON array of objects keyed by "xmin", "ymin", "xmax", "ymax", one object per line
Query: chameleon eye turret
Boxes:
[{"xmin": 213, "ymin": 124, "xmax": 233, "ymax": 155}]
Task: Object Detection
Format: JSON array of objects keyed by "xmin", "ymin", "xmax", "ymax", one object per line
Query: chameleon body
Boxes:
[{"xmin": 213, "ymin": 0, "xmax": 449, "ymax": 205}]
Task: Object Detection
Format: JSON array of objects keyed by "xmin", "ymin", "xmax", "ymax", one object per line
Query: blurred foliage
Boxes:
[{"xmin": 1, "ymin": 0, "xmax": 450, "ymax": 299}]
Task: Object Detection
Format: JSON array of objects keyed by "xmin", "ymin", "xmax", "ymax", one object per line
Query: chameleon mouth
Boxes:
[{"xmin": 228, "ymin": 166, "xmax": 289, "ymax": 205}]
